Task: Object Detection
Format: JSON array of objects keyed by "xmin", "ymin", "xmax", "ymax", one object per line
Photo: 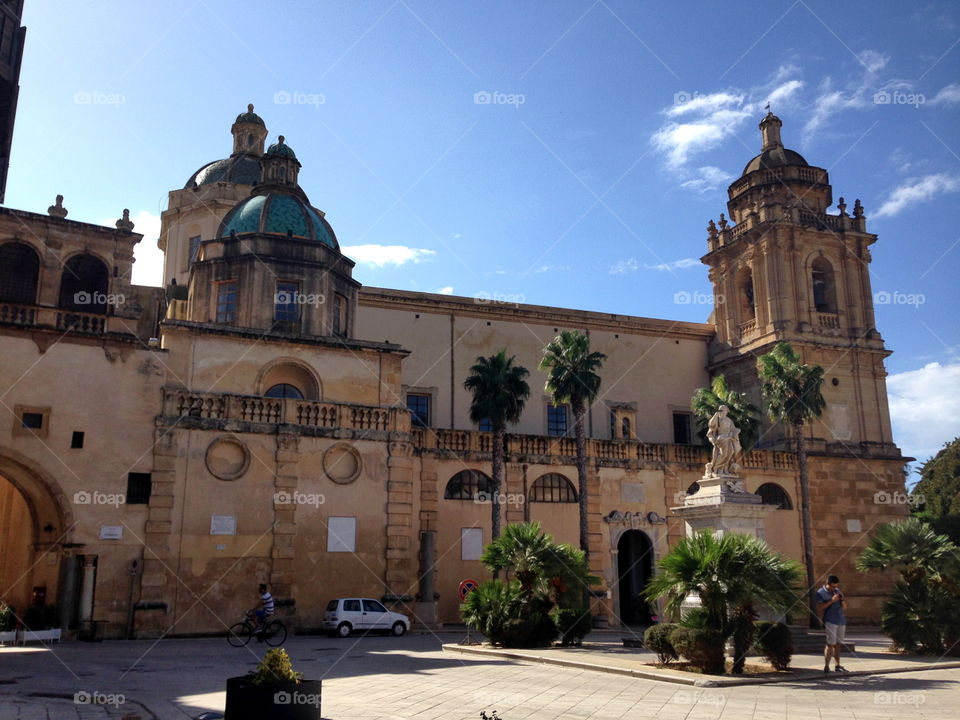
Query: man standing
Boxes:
[{"xmin": 816, "ymin": 575, "xmax": 848, "ymax": 673}]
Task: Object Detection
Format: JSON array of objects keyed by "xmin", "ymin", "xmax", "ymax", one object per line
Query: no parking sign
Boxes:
[{"xmin": 458, "ymin": 578, "xmax": 479, "ymax": 601}]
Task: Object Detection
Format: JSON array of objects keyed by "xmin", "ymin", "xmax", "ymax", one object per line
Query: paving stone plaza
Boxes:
[{"xmin": 1, "ymin": 633, "xmax": 957, "ymax": 719}]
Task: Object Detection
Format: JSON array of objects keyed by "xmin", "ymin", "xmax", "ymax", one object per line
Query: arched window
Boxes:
[
  {"xmin": 444, "ymin": 470, "xmax": 492, "ymax": 500},
  {"xmin": 621, "ymin": 416, "xmax": 631, "ymax": 439},
  {"xmin": 58, "ymin": 254, "xmax": 109, "ymax": 313},
  {"xmin": 529, "ymin": 474, "xmax": 577, "ymax": 503},
  {"xmin": 811, "ymin": 257, "xmax": 837, "ymax": 313},
  {"xmin": 757, "ymin": 483, "xmax": 793, "ymax": 509},
  {"xmin": 264, "ymin": 383, "xmax": 304, "ymax": 399},
  {"xmin": 737, "ymin": 266, "xmax": 755, "ymax": 321},
  {"xmin": 0, "ymin": 242, "xmax": 40, "ymax": 304}
]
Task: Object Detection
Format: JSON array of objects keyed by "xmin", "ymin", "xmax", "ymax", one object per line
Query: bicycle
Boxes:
[{"xmin": 227, "ymin": 611, "xmax": 287, "ymax": 647}]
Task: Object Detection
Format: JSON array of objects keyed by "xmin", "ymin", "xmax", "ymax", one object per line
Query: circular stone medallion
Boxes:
[
  {"xmin": 323, "ymin": 443, "xmax": 362, "ymax": 484},
  {"xmin": 205, "ymin": 436, "xmax": 251, "ymax": 480}
]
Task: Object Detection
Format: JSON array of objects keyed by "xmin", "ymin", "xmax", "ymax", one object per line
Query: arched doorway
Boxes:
[
  {"xmin": 617, "ymin": 530, "xmax": 654, "ymax": 626},
  {"xmin": 0, "ymin": 453, "xmax": 74, "ymax": 629}
]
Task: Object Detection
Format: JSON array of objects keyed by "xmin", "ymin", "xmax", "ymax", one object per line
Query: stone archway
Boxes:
[
  {"xmin": 615, "ymin": 529, "xmax": 654, "ymax": 627},
  {"xmin": 0, "ymin": 450, "xmax": 74, "ymax": 627}
]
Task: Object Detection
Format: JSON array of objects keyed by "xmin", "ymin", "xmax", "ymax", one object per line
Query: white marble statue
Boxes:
[{"xmin": 705, "ymin": 405, "xmax": 742, "ymax": 478}]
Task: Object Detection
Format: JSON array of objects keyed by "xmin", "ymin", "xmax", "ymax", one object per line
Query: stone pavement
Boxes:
[
  {"xmin": 0, "ymin": 633, "xmax": 957, "ymax": 719},
  {"xmin": 444, "ymin": 630, "xmax": 960, "ymax": 686}
]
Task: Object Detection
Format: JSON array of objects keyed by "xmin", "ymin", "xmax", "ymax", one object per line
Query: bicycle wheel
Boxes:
[
  {"xmin": 264, "ymin": 620, "xmax": 287, "ymax": 647},
  {"xmin": 227, "ymin": 621, "xmax": 252, "ymax": 647}
]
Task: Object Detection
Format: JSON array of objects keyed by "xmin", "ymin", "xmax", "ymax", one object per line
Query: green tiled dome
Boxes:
[
  {"xmin": 218, "ymin": 192, "xmax": 337, "ymax": 248},
  {"xmin": 185, "ymin": 155, "xmax": 261, "ymax": 189},
  {"xmin": 266, "ymin": 136, "xmax": 297, "ymax": 159},
  {"xmin": 235, "ymin": 104, "xmax": 265, "ymax": 127}
]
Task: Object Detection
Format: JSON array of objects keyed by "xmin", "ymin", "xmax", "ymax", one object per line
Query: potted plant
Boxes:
[
  {"xmin": 0, "ymin": 603, "xmax": 17, "ymax": 644},
  {"xmin": 224, "ymin": 647, "xmax": 320, "ymax": 720}
]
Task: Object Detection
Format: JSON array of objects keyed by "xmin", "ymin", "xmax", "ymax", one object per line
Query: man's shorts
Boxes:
[{"xmin": 825, "ymin": 621, "xmax": 846, "ymax": 645}]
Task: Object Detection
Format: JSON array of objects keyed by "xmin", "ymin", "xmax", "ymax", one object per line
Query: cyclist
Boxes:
[{"xmin": 250, "ymin": 583, "xmax": 275, "ymax": 633}]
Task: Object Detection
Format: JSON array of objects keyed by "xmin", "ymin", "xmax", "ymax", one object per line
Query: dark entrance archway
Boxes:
[{"xmin": 617, "ymin": 529, "xmax": 654, "ymax": 626}]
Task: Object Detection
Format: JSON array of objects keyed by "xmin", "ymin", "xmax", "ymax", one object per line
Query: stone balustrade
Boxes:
[
  {"xmin": 163, "ymin": 389, "xmax": 408, "ymax": 433},
  {"xmin": 0, "ymin": 302, "xmax": 133, "ymax": 336}
]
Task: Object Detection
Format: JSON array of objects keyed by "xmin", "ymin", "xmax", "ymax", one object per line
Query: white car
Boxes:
[{"xmin": 322, "ymin": 598, "xmax": 409, "ymax": 637}]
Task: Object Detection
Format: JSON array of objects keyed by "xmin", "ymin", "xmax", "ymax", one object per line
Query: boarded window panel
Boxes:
[
  {"xmin": 328, "ymin": 516, "xmax": 357, "ymax": 552},
  {"xmin": 461, "ymin": 527, "xmax": 483, "ymax": 560}
]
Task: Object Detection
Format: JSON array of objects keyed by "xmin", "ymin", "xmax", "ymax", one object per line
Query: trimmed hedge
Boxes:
[
  {"xmin": 753, "ymin": 621, "xmax": 793, "ymax": 670},
  {"xmin": 643, "ymin": 623, "xmax": 678, "ymax": 665},
  {"xmin": 670, "ymin": 626, "xmax": 726, "ymax": 674}
]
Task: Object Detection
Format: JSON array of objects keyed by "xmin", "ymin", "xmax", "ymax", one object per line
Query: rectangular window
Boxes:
[
  {"xmin": 333, "ymin": 293, "xmax": 348, "ymax": 336},
  {"xmin": 328, "ymin": 517, "xmax": 356, "ymax": 552},
  {"xmin": 126, "ymin": 473, "xmax": 152, "ymax": 504},
  {"xmin": 21, "ymin": 412, "xmax": 43, "ymax": 429},
  {"xmin": 188, "ymin": 236, "xmax": 201, "ymax": 264},
  {"xmin": 547, "ymin": 403, "xmax": 568, "ymax": 437},
  {"xmin": 215, "ymin": 281, "xmax": 237, "ymax": 323},
  {"xmin": 406, "ymin": 393, "xmax": 430, "ymax": 428},
  {"xmin": 274, "ymin": 281, "xmax": 300, "ymax": 324},
  {"xmin": 479, "ymin": 418, "xmax": 493, "ymax": 432},
  {"xmin": 461, "ymin": 528, "xmax": 483, "ymax": 561},
  {"xmin": 673, "ymin": 411, "xmax": 693, "ymax": 445},
  {"xmin": 71, "ymin": 431, "xmax": 84, "ymax": 449}
]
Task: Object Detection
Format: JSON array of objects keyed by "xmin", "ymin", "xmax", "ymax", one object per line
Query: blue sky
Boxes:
[{"xmin": 7, "ymin": 0, "xmax": 960, "ymax": 469}]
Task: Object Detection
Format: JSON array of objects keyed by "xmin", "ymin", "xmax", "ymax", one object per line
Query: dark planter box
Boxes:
[{"xmin": 224, "ymin": 676, "xmax": 321, "ymax": 720}]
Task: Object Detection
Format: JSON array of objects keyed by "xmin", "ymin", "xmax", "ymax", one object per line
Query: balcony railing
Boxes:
[
  {"xmin": 738, "ymin": 319, "xmax": 758, "ymax": 342},
  {"xmin": 818, "ymin": 313, "xmax": 841, "ymax": 330},
  {"xmin": 163, "ymin": 390, "xmax": 408, "ymax": 433},
  {"xmin": 0, "ymin": 303, "xmax": 109, "ymax": 334}
]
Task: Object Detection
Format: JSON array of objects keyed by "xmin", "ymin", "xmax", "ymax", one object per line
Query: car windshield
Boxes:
[{"xmin": 325, "ymin": 599, "xmax": 337, "ymax": 611}]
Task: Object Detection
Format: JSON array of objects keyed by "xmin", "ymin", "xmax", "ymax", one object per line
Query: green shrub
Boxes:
[
  {"xmin": 22, "ymin": 604, "xmax": 58, "ymax": 630},
  {"xmin": 250, "ymin": 648, "xmax": 302, "ymax": 686},
  {"xmin": 499, "ymin": 611, "xmax": 557, "ymax": 648},
  {"xmin": 552, "ymin": 607, "xmax": 592, "ymax": 647},
  {"xmin": 678, "ymin": 607, "xmax": 712, "ymax": 630},
  {"xmin": 670, "ymin": 626, "xmax": 726, "ymax": 674},
  {"xmin": 460, "ymin": 580, "xmax": 522, "ymax": 645},
  {"xmin": 880, "ymin": 580, "xmax": 958, "ymax": 655},
  {"xmin": 643, "ymin": 623, "xmax": 678, "ymax": 665},
  {"xmin": 754, "ymin": 621, "xmax": 793, "ymax": 670},
  {"xmin": 0, "ymin": 603, "xmax": 15, "ymax": 632}
]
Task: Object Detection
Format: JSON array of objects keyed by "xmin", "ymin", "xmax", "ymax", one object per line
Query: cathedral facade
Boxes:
[{"xmin": 0, "ymin": 106, "xmax": 907, "ymax": 637}]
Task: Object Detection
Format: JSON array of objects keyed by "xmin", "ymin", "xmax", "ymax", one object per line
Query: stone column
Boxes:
[
  {"xmin": 385, "ymin": 441, "xmax": 415, "ymax": 596},
  {"xmin": 138, "ymin": 427, "xmax": 181, "ymax": 637},
  {"xmin": 270, "ymin": 432, "xmax": 300, "ymax": 601}
]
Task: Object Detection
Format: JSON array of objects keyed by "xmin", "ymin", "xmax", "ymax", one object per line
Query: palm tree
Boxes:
[
  {"xmin": 757, "ymin": 342, "xmax": 826, "ymax": 628},
  {"xmin": 856, "ymin": 518, "xmax": 960, "ymax": 653},
  {"xmin": 538, "ymin": 330, "xmax": 606, "ymax": 561},
  {"xmin": 464, "ymin": 349, "xmax": 530, "ymax": 540},
  {"xmin": 643, "ymin": 531, "xmax": 801, "ymax": 673},
  {"xmin": 691, "ymin": 374, "xmax": 761, "ymax": 451}
]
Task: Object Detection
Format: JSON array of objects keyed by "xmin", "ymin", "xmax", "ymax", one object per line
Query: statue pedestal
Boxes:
[
  {"xmin": 672, "ymin": 474, "xmax": 775, "ymax": 541},
  {"xmin": 671, "ymin": 473, "xmax": 778, "ymax": 620}
]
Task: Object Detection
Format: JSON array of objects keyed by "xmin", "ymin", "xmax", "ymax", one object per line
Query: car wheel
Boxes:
[
  {"xmin": 336, "ymin": 622, "xmax": 352, "ymax": 638},
  {"xmin": 391, "ymin": 621, "xmax": 406, "ymax": 637}
]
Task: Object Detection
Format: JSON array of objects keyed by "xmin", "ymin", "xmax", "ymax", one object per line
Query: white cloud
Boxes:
[
  {"xmin": 610, "ymin": 257, "xmax": 699, "ymax": 274},
  {"xmin": 802, "ymin": 77, "xmax": 871, "ymax": 138},
  {"xmin": 857, "ymin": 50, "xmax": 889, "ymax": 74},
  {"xmin": 100, "ymin": 210, "xmax": 163, "ymax": 287},
  {"xmin": 437, "ymin": 286, "xmax": 454, "ymax": 294},
  {"xmin": 929, "ymin": 83, "xmax": 960, "ymax": 106},
  {"xmin": 341, "ymin": 244, "xmax": 436, "ymax": 267},
  {"xmin": 651, "ymin": 69, "xmax": 803, "ymax": 177},
  {"xmin": 875, "ymin": 173, "xmax": 960, "ymax": 217},
  {"xmin": 888, "ymin": 361, "xmax": 960, "ymax": 465},
  {"xmin": 680, "ymin": 166, "xmax": 733, "ymax": 193},
  {"xmin": 532, "ymin": 264, "xmax": 569, "ymax": 274}
]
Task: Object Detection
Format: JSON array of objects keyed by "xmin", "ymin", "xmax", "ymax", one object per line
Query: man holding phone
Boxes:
[{"xmin": 816, "ymin": 575, "xmax": 848, "ymax": 673}]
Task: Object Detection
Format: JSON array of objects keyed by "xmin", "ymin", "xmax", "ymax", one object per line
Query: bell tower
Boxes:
[{"xmin": 704, "ymin": 114, "xmax": 899, "ymax": 458}]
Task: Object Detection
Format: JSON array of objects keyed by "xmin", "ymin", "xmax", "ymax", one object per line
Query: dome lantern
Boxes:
[
  {"xmin": 230, "ymin": 103, "xmax": 267, "ymax": 157},
  {"xmin": 261, "ymin": 135, "xmax": 301, "ymax": 188}
]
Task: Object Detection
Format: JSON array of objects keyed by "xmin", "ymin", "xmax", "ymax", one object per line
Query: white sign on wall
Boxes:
[
  {"xmin": 210, "ymin": 515, "xmax": 237, "ymax": 535},
  {"xmin": 327, "ymin": 516, "xmax": 356, "ymax": 552},
  {"xmin": 461, "ymin": 528, "xmax": 483, "ymax": 561},
  {"xmin": 99, "ymin": 525, "xmax": 123, "ymax": 540}
]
